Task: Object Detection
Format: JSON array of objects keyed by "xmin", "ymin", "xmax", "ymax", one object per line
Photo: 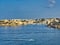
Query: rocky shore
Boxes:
[
  {"xmin": 0, "ymin": 18, "xmax": 60, "ymax": 29},
  {"xmin": 0, "ymin": 19, "xmax": 44, "ymax": 26},
  {"xmin": 46, "ymin": 18, "xmax": 60, "ymax": 29}
]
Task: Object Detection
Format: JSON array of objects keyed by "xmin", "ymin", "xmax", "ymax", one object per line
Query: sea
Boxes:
[
  {"xmin": 0, "ymin": 0, "xmax": 60, "ymax": 45},
  {"xmin": 0, "ymin": 24, "xmax": 60, "ymax": 45}
]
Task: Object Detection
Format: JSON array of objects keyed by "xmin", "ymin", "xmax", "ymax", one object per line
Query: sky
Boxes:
[{"xmin": 0, "ymin": 0, "xmax": 60, "ymax": 19}]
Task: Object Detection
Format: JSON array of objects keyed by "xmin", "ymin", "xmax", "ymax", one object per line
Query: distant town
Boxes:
[{"xmin": 0, "ymin": 18, "xmax": 60, "ymax": 29}]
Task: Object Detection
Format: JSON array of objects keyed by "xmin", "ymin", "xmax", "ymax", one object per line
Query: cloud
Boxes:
[{"xmin": 48, "ymin": 0, "xmax": 56, "ymax": 8}]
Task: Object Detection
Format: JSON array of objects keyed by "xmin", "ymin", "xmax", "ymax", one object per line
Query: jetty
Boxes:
[
  {"xmin": 0, "ymin": 19, "xmax": 45, "ymax": 26},
  {"xmin": 0, "ymin": 18, "xmax": 60, "ymax": 29}
]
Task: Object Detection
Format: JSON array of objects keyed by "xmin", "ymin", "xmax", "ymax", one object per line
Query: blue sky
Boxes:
[{"xmin": 0, "ymin": 0, "xmax": 60, "ymax": 19}]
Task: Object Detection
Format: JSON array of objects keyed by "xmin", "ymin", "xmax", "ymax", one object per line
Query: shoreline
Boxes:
[{"xmin": 0, "ymin": 18, "xmax": 60, "ymax": 29}]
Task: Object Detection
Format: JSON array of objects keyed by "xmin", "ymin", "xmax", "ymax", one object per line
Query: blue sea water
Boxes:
[
  {"xmin": 0, "ymin": 0, "xmax": 60, "ymax": 45},
  {"xmin": 0, "ymin": 25, "xmax": 60, "ymax": 45}
]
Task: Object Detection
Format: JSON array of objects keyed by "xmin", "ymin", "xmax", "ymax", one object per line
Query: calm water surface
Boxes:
[{"xmin": 0, "ymin": 25, "xmax": 60, "ymax": 45}]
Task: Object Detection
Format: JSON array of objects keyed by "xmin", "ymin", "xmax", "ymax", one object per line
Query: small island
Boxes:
[{"xmin": 0, "ymin": 18, "xmax": 60, "ymax": 29}]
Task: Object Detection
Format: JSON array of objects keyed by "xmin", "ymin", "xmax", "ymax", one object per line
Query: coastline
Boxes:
[{"xmin": 0, "ymin": 18, "xmax": 60, "ymax": 29}]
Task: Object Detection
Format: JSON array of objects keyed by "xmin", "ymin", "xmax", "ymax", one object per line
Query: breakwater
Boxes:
[{"xmin": 0, "ymin": 18, "xmax": 60, "ymax": 29}]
